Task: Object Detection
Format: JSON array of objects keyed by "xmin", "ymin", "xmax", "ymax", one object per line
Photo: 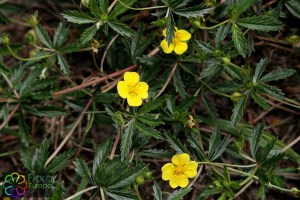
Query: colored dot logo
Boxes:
[{"xmin": 2, "ymin": 172, "xmax": 28, "ymax": 198}]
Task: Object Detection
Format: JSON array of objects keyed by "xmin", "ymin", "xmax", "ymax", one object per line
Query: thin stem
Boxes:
[
  {"xmin": 239, "ymin": 166, "xmax": 258, "ymax": 186},
  {"xmin": 134, "ymin": 185, "xmax": 142, "ymax": 200},
  {"xmin": 9, "ymin": 18, "xmax": 31, "ymax": 27},
  {"xmin": 117, "ymin": 0, "xmax": 166, "ymax": 11},
  {"xmin": 64, "ymin": 186, "xmax": 98, "ymax": 200},
  {"xmin": 198, "ymin": 161, "xmax": 257, "ymax": 168},
  {"xmin": 154, "ymin": 63, "xmax": 178, "ymax": 99},
  {"xmin": 281, "ymin": 134, "xmax": 300, "ymax": 152},
  {"xmin": 199, "ymin": 19, "xmax": 229, "ymax": 30},
  {"xmin": 0, "ymin": 104, "xmax": 20, "ymax": 130},
  {"xmin": 100, "ymin": 188, "xmax": 105, "ymax": 200},
  {"xmin": 100, "ymin": 34, "xmax": 119, "ymax": 71},
  {"xmin": 6, "ymin": 45, "xmax": 54, "ymax": 61},
  {"xmin": 109, "ymin": 126, "xmax": 123, "ymax": 160},
  {"xmin": 1, "ymin": 72, "xmax": 20, "ymax": 99},
  {"xmin": 199, "ymin": 79, "xmax": 231, "ymax": 98},
  {"xmin": 108, "ymin": 0, "xmax": 118, "ymax": 13},
  {"xmin": 234, "ymin": 179, "xmax": 253, "ymax": 198},
  {"xmin": 45, "ymin": 98, "xmax": 93, "ymax": 167},
  {"xmin": 267, "ymin": 95, "xmax": 300, "ymax": 110}
]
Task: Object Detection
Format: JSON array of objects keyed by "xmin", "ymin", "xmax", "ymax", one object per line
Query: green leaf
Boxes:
[
  {"xmin": 285, "ymin": 0, "xmax": 300, "ymax": 19},
  {"xmin": 251, "ymin": 91, "xmax": 270, "ymax": 110},
  {"xmin": 138, "ymin": 96, "xmax": 167, "ymax": 114},
  {"xmin": 186, "ymin": 133, "xmax": 206, "ymax": 161},
  {"xmin": 173, "ymin": 69, "xmax": 187, "ymax": 98},
  {"xmin": 256, "ymin": 83, "xmax": 285, "ymax": 100},
  {"xmin": 236, "ymin": 15, "xmax": 283, "ymax": 31},
  {"xmin": 62, "ymin": 10, "xmax": 97, "ymax": 24},
  {"xmin": 57, "ymin": 55, "xmax": 70, "ymax": 75},
  {"xmin": 73, "ymin": 158, "xmax": 92, "ymax": 181},
  {"xmin": 259, "ymin": 68, "xmax": 295, "ymax": 82},
  {"xmin": 50, "ymin": 184, "xmax": 63, "ymax": 200},
  {"xmin": 137, "ymin": 115, "xmax": 164, "ymax": 127},
  {"xmin": 107, "ymin": 21, "xmax": 134, "ymax": 37},
  {"xmin": 89, "ymin": 0, "xmax": 102, "ymax": 18},
  {"xmin": 19, "ymin": 66, "xmax": 44, "ymax": 96},
  {"xmin": 208, "ymin": 128, "xmax": 230, "ymax": 161},
  {"xmin": 138, "ymin": 149, "xmax": 173, "ymax": 158},
  {"xmin": 256, "ymin": 138, "xmax": 277, "ymax": 162},
  {"xmin": 153, "ymin": 182, "xmax": 162, "ymax": 200},
  {"xmin": 79, "ymin": 25, "xmax": 97, "ymax": 44},
  {"xmin": 231, "ymin": 92, "xmax": 249, "ymax": 127},
  {"xmin": 164, "ymin": 131, "xmax": 188, "ymax": 153},
  {"xmin": 109, "ymin": 0, "xmax": 138, "ymax": 19},
  {"xmin": 193, "ymin": 39, "xmax": 214, "ymax": 54},
  {"xmin": 46, "ymin": 149, "xmax": 75, "ymax": 173},
  {"xmin": 228, "ymin": 0, "xmax": 254, "ymax": 19},
  {"xmin": 256, "ymin": 185, "xmax": 266, "ymax": 200},
  {"xmin": 249, "ymin": 123, "xmax": 264, "ymax": 158},
  {"xmin": 18, "ymin": 111, "xmax": 30, "ymax": 148},
  {"xmin": 231, "ymin": 23, "xmax": 247, "ymax": 58},
  {"xmin": 166, "ymin": 12, "xmax": 175, "ymax": 46},
  {"xmin": 167, "ymin": 188, "xmax": 192, "ymax": 200},
  {"xmin": 200, "ymin": 61, "xmax": 221, "ymax": 79},
  {"xmin": 92, "ymin": 137, "xmax": 113, "ymax": 175},
  {"xmin": 98, "ymin": 0, "xmax": 109, "ymax": 15},
  {"xmin": 24, "ymin": 106, "xmax": 69, "ymax": 117},
  {"xmin": 253, "ymin": 58, "xmax": 268, "ymax": 82},
  {"xmin": 31, "ymin": 139, "xmax": 51, "ymax": 173},
  {"xmin": 108, "ymin": 165, "xmax": 146, "ymax": 189},
  {"xmin": 173, "ymin": 4, "xmax": 213, "ymax": 18},
  {"xmin": 53, "ymin": 22, "xmax": 69, "ymax": 48},
  {"xmin": 106, "ymin": 190, "xmax": 136, "ymax": 200},
  {"xmin": 201, "ymin": 93, "xmax": 219, "ymax": 118},
  {"xmin": 35, "ymin": 24, "xmax": 53, "ymax": 48},
  {"xmin": 215, "ymin": 24, "xmax": 231, "ymax": 47},
  {"xmin": 0, "ymin": 44, "xmax": 23, "ymax": 56},
  {"xmin": 121, "ymin": 123, "xmax": 135, "ymax": 158},
  {"xmin": 134, "ymin": 121, "xmax": 162, "ymax": 139}
]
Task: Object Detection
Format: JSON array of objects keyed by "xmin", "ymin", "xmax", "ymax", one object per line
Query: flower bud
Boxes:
[
  {"xmin": 287, "ymin": 35, "xmax": 300, "ymax": 45},
  {"xmin": 135, "ymin": 176, "xmax": 145, "ymax": 185},
  {"xmin": 213, "ymin": 50, "xmax": 222, "ymax": 57},
  {"xmin": 291, "ymin": 187, "xmax": 299, "ymax": 195},
  {"xmin": 192, "ymin": 20, "xmax": 201, "ymax": 29},
  {"xmin": 26, "ymin": 15, "xmax": 38, "ymax": 26},
  {"xmin": 145, "ymin": 171, "xmax": 153, "ymax": 179},
  {"xmin": 81, "ymin": 0, "xmax": 90, "ymax": 7},
  {"xmin": 0, "ymin": 34, "xmax": 10, "ymax": 45},
  {"xmin": 231, "ymin": 92, "xmax": 242, "ymax": 103},
  {"xmin": 25, "ymin": 30, "xmax": 37, "ymax": 44},
  {"xmin": 221, "ymin": 57, "xmax": 231, "ymax": 65}
]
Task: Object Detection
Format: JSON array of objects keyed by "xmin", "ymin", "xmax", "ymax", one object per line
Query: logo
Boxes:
[{"xmin": 2, "ymin": 172, "xmax": 28, "ymax": 198}]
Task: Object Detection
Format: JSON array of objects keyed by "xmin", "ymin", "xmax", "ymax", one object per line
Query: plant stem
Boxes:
[
  {"xmin": 117, "ymin": 0, "xmax": 166, "ymax": 11},
  {"xmin": 199, "ymin": 19, "xmax": 229, "ymax": 30},
  {"xmin": 1, "ymin": 72, "xmax": 20, "ymax": 99},
  {"xmin": 234, "ymin": 179, "xmax": 253, "ymax": 198},
  {"xmin": 0, "ymin": 104, "xmax": 20, "ymax": 130},
  {"xmin": 198, "ymin": 161, "xmax": 257, "ymax": 168},
  {"xmin": 100, "ymin": 188, "xmax": 105, "ymax": 200},
  {"xmin": 239, "ymin": 166, "xmax": 258, "ymax": 186},
  {"xmin": 65, "ymin": 185, "xmax": 98, "ymax": 200},
  {"xmin": 109, "ymin": 126, "xmax": 122, "ymax": 160},
  {"xmin": 134, "ymin": 184, "xmax": 142, "ymax": 200},
  {"xmin": 44, "ymin": 98, "xmax": 93, "ymax": 167},
  {"xmin": 6, "ymin": 45, "xmax": 54, "ymax": 61},
  {"xmin": 199, "ymin": 79, "xmax": 231, "ymax": 98},
  {"xmin": 281, "ymin": 134, "xmax": 300, "ymax": 152},
  {"xmin": 154, "ymin": 63, "xmax": 177, "ymax": 99}
]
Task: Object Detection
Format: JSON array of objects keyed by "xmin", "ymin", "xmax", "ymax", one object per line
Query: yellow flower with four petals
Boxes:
[
  {"xmin": 162, "ymin": 153, "xmax": 198, "ymax": 188},
  {"xmin": 117, "ymin": 72, "xmax": 149, "ymax": 107},
  {"xmin": 160, "ymin": 28, "xmax": 191, "ymax": 55}
]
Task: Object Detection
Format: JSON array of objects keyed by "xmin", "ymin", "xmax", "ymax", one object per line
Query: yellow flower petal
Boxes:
[
  {"xmin": 160, "ymin": 39, "xmax": 174, "ymax": 54},
  {"xmin": 162, "ymin": 28, "xmax": 166, "ymax": 37},
  {"xmin": 117, "ymin": 81, "xmax": 129, "ymax": 98},
  {"xmin": 136, "ymin": 82, "xmax": 149, "ymax": 99},
  {"xmin": 174, "ymin": 42, "xmax": 188, "ymax": 55},
  {"xmin": 127, "ymin": 93, "xmax": 142, "ymax": 106},
  {"xmin": 172, "ymin": 153, "xmax": 190, "ymax": 166},
  {"xmin": 162, "ymin": 163, "xmax": 175, "ymax": 181},
  {"xmin": 177, "ymin": 175, "xmax": 189, "ymax": 188},
  {"xmin": 183, "ymin": 161, "xmax": 198, "ymax": 178},
  {"xmin": 176, "ymin": 30, "xmax": 191, "ymax": 41},
  {"xmin": 124, "ymin": 72, "xmax": 139, "ymax": 86},
  {"xmin": 169, "ymin": 175, "xmax": 179, "ymax": 188}
]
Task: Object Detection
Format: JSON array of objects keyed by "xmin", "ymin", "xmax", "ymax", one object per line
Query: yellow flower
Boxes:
[
  {"xmin": 117, "ymin": 72, "xmax": 149, "ymax": 107},
  {"xmin": 160, "ymin": 28, "xmax": 191, "ymax": 55},
  {"xmin": 161, "ymin": 153, "xmax": 198, "ymax": 188}
]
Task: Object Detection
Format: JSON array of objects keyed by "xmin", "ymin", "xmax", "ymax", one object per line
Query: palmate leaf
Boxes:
[
  {"xmin": 53, "ymin": 22, "xmax": 69, "ymax": 49},
  {"xmin": 231, "ymin": 92, "xmax": 249, "ymax": 127},
  {"xmin": 57, "ymin": 54, "xmax": 70, "ymax": 75},
  {"xmin": 107, "ymin": 21, "xmax": 134, "ymax": 37},
  {"xmin": 231, "ymin": 23, "xmax": 247, "ymax": 58},
  {"xmin": 134, "ymin": 121, "xmax": 162, "ymax": 139},
  {"xmin": 215, "ymin": 24, "xmax": 231, "ymax": 47},
  {"xmin": 31, "ymin": 139, "xmax": 51, "ymax": 173},
  {"xmin": 138, "ymin": 96, "xmax": 168, "ymax": 114},
  {"xmin": 193, "ymin": 39, "xmax": 215, "ymax": 54},
  {"xmin": 173, "ymin": 69, "xmax": 187, "ymax": 98},
  {"xmin": 186, "ymin": 133, "xmax": 206, "ymax": 161},
  {"xmin": 79, "ymin": 24, "xmax": 97, "ymax": 44},
  {"xmin": 253, "ymin": 58, "xmax": 268, "ymax": 82},
  {"xmin": 256, "ymin": 83, "xmax": 285, "ymax": 100},
  {"xmin": 153, "ymin": 182, "xmax": 163, "ymax": 200},
  {"xmin": 259, "ymin": 68, "xmax": 295, "ymax": 82},
  {"xmin": 121, "ymin": 123, "xmax": 135, "ymax": 158},
  {"xmin": 173, "ymin": 4, "xmax": 213, "ymax": 18},
  {"xmin": 92, "ymin": 137, "xmax": 113, "ymax": 175},
  {"xmin": 35, "ymin": 24, "xmax": 53, "ymax": 48},
  {"xmin": 46, "ymin": 149, "xmax": 75, "ymax": 173},
  {"xmin": 109, "ymin": 0, "xmax": 138, "ymax": 19},
  {"xmin": 251, "ymin": 91, "xmax": 270, "ymax": 110},
  {"xmin": 208, "ymin": 128, "xmax": 230, "ymax": 161},
  {"xmin": 236, "ymin": 15, "xmax": 283, "ymax": 32},
  {"xmin": 62, "ymin": 10, "xmax": 97, "ymax": 24},
  {"xmin": 19, "ymin": 65, "xmax": 44, "ymax": 97},
  {"xmin": 73, "ymin": 158, "xmax": 92, "ymax": 181},
  {"xmin": 249, "ymin": 123, "xmax": 264, "ymax": 158},
  {"xmin": 228, "ymin": 0, "xmax": 254, "ymax": 19},
  {"xmin": 164, "ymin": 131, "xmax": 188, "ymax": 153}
]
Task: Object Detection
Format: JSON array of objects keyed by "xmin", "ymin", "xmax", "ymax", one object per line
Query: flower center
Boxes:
[
  {"xmin": 128, "ymin": 85, "xmax": 139, "ymax": 96},
  {"xmin": 172, "ymin": 33, "xmax": 182, "ymax": 45},
  {"xmin": 174, "ymin": 166, "xmax": 184, "ymax": 175}
]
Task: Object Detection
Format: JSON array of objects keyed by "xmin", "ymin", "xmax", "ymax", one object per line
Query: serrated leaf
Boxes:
[
  {"xmin": 109, "ymin": 0, "xmax": 138, "ymax": 19},
  {"xmin": 228, "ymin": 0, "xmax": 254, "ymax": 19},
  {"xmin": 200, "ymin": 61, "xmax": 221, "ymax": 79},
  {"xmin": 167, "ymin": 188, "xmax": 192, "ymax": 200},
  {"xmin": 285, "ymin": 0, "xmax": 300, "ymax": 19},
  {"xmin": 107, "ymin": 21, "xmax": 134, "ymax": 37},
  {"xmin": 153, "ymin": 182, "xmax": 162, "ymax": 200},
  {"xmin": 31, "ymin": 139, "xmax": 51, "ymax": 173},
  {"xmin": 259, "ymin": 68, "xmax": 295, "ymax": 82},
  {"xmin": 108, "ymin": 165, "xmax": 146, "ymax": 189},
  {"xmin": 50, "ymin": 184, "xmax": 63, "ymax": 200},
  {"xmin": 89, "ymin": 0, "xmax": 102, "ymax": 18},
  {"xmin": 256, "ymin": 138, "xmax": 277, "ymax": 162},
  {"xmin": 137, "ymin": 115, "xmax": 164, "ymax": 126},
  {"xmin": 236, "ymin": 15, "xmax": 283, "ymax": 31},
  {"xmin": 249, "ymin": 123, "xmax": 264, "ymax": 158},
  {"xmin": 19, "ymin": 66, "xmax": 44, "ymax": 96},
  {"xmin": 166, "ymin": 12, "xmax": 175, "ymax": 46},
  {"xmin": 173, "ymin": 4, "xmax": 213, "ymax": 18},
  {"xmin": 121, "ymin": 123, "xmax": 134, "ymax": 158},
  {"xmin": 215, "ymin": 24, "xmax": 231, "ymax": 47},
  {"xmin": 201, "ymin": 93, "xmax": 219, "ymax": 118},
  {"xmin": 79, "ymin": 25, "xmax": 97, "ymax": 44},
  {"xmin": 164, "ymin": 131, "xmax": 187, "ymax": 153},
  {"xmin": 256, "ymin": 83, "xmax": 285, "ymax": 100},
  {"xmin": 231, "ymin": 23, "xmax": 247, "ymax": 58},
  {"xmin": 106, "ymin": 190, "xmax": 136, "ymax": 200},
  {"xmin": 46, "ymin": 149, "xmax": 75, "ymax": 173},
  {"xmin": 92, "ymin": 137, "xmax": 113, "ymax": 175},
  {"xmin": 208, "ymin": 128, "xmax": 230, "ymax": 161},
  {"xmin": 138, "ymin": 96, "xmax": 167, "ymax": 114},
  {"xmin": 134, "ymin": 121, "xmax": 162, "ymax": 139},
  {"xmin": 173, "ymin": 69, "xmax": 187, "ymax": 98},
  {"xmin": 62, "ymin": 10, "xmax": 97, "ymax": 24},
  {"xmin": 193, "ymin": 39, "xmax": 214, "ymax": 54},
  {"xmin": 24, "ymin": 105, "xmax": 68, "ymax": 117},
  {"xmin": 251, "ymin": 91, "xmax": 270, "ymax": 110},
  {"xmin": 253, "ymin": 58, "xmax": 268, "ymax": 82},
  {"xmin": 186, "ymin": 133, "xmax": 206, "ymax": 161},
  {"xmin": 74, "ymin": 159, "xmax": 92, "ymax": 181},
  {"xmin": 57, "ymin": 54, "xmax": 70, "ymax": 75},
  {"xmin": 35, "ymin": 24, "xmax": 53, "ymax": 48},
  {"xmin": 53, "ymin": 22, "xmax": 69, "ymax": 48},
  {"xmin": 138, "ymin": 149, "xmax": 172, "ymax": 158},
  {"xmin": 231, "ymin": 92, "xmax": 249, "ymax": 127}
]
